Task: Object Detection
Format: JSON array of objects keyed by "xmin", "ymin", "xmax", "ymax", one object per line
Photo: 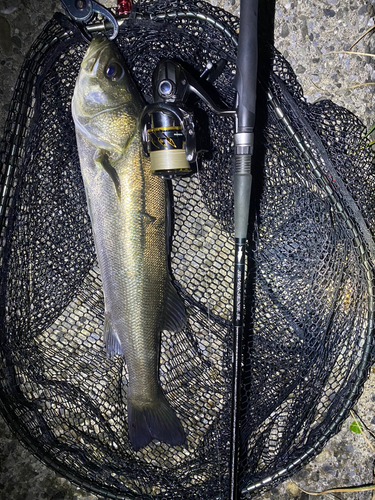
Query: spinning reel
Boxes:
[{"xmin": 141, "ymin": 59, "xmax": 235, "ymax": 178}]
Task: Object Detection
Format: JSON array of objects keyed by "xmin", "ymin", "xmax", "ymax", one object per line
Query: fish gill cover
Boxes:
[{"xmin": 0, "ymin": 0, "xmax": 375, "ymax": 499}]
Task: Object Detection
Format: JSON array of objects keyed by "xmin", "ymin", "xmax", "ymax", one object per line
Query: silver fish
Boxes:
[{"xmin": 72, "ymin": 36, "xmax": 186, "ymax": 451}]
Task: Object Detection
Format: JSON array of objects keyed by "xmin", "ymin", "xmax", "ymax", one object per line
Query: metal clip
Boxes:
[{"xmin": 60, "ymin": 0, "xmax": 119, "ymax": 40}]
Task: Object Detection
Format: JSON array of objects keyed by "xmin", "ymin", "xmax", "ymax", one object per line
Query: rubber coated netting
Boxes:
[{"xmin": 0, "ymin": 1, "xmax": 375, "ymax": 499}]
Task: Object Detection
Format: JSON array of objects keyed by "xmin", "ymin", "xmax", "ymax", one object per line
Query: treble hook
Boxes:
[{"xmin": 60, "ymin": 0, "xmax": 119, "ymax": 40}]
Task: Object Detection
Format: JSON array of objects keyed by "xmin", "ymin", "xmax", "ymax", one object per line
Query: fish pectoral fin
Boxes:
[
  {"xmin": 94, "ymin": 149, "xmax": 121, "ymax": 200},
  {"xmin": 142, "ymin": 212, "xmax": 156, "ymax": 225},
  {"xmin": 128, "ymin": 392, "xmax": 186, "ymax": 451},
  {"xmin": 104, "ymin": 314, "xmax": 123, "ymax": 356},
  {"xmin": 163, "ymin": 281, "xmax": 187, "ymax": 333}
]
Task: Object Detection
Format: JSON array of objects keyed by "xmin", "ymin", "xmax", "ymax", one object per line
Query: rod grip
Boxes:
[{"xmin": 234, "ymin": 155, "xmax": 252, "ymax": 239}]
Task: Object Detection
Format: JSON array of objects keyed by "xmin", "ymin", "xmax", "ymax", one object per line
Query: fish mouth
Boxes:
[
  {"xmin": 80, "ymin": 36, "xmax": 114, "ymax": 76},
  {"xmin": 82, "ymin": 36, "xmax": 110, "ymax": 64}
]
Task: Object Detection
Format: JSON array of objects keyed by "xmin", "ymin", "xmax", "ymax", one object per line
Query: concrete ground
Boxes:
[{"xmin": 0, "ymin": 0, "xmax": 374, "ymax": 499}]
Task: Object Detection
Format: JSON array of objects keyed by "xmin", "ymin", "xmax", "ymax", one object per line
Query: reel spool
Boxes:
[{"xmin": 141, "ymin": 103, "xmax": 195, "ymax": 178}]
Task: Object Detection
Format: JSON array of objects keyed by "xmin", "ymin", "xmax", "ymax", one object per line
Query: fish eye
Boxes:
[{"xmin": 104, "ymin": 62, "xmax": 124, "ymax": 81}]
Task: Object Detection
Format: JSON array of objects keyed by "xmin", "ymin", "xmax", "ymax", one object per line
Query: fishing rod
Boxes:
[{"xmin": 230, "ymin": 1, "xmax": 258, "ymax": 499}]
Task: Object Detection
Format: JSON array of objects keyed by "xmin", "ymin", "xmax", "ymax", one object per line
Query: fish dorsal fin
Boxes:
[
  {"xmin": 104, "ymin": 314, "xmax": 123, "ymax": 356},
  {"xmin": 163, "ymin": 281, "xmax": 187, "ymax": 333}
]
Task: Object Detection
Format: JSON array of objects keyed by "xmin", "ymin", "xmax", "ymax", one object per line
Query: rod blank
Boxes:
[{"xmin": 230, "ymin": 1, "xmax": 258, "ymax": 499}]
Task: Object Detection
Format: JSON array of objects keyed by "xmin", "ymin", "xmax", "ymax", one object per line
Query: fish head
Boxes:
[{"xmin": 72, "ymin": 36, "xmax": 142, "ymax": 153}]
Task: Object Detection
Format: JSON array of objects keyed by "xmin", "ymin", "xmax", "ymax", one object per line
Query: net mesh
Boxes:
[{"xmin": 0, "ymin": 1, "xmax": 374, "ymax": 498}]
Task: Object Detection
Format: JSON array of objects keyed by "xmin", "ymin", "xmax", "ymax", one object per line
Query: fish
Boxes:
[{"xmin": 71, "ymin": 36, "xmax": 186, "ymax": 451}]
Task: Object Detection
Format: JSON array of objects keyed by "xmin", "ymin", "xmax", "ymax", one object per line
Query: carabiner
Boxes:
[{"xmin": 60, "ymin": 0, "xmax": 119, "ymax": 40}]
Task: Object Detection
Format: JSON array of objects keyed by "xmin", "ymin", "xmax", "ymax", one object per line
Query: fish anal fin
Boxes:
[
  {"xmin": 104, "ymin": 314, "xmax": 123, "ymax": 356},
  {"xmin": 128, "ymin": 391, "xmax": 186, "ymax": 451},
  {"xmin": 163, "ymin": 281, "xmax": 187, "ymax": 333}
]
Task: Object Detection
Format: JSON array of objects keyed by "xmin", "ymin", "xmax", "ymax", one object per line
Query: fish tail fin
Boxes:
[{"xmin": 128, "ymin": 392, "xmax": 185, "ymax": 451}]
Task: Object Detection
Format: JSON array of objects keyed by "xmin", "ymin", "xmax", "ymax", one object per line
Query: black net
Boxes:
[{"xmin": 0, "ymin": 1, "xmax": 375, "ymax": 499}]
